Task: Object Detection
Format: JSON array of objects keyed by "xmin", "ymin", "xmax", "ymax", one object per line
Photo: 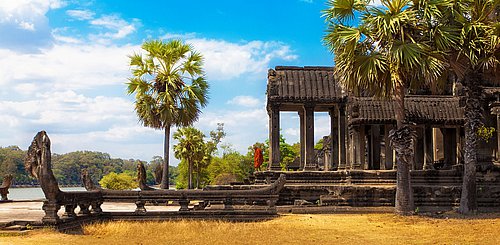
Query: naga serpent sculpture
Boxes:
[
  {"xmin": 24, "ymin": 130, "xmax": 62, "ymax": 201},
  {"xmin": 25, "ymin": 131, "xmax": 102, "ymax": 223}
]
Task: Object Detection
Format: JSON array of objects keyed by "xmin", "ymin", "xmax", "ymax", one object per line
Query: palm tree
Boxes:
[
  {"xmin": 323, "ymin": 0, "xmax": 447, "ymax": 215},
  {"xmin": 438, "ymin": 0, "xmax": 500, "ymax": 214},
  {"xmin": 173, "ymin": 127, "xmax": 206, "ymax": 189},
  {"xmin": 127, "ymin": 39, "xmax": 209, "ymax": 189}
]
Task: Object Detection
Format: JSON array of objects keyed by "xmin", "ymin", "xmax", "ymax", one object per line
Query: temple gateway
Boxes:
[{"xmin": 266, "ymin": 66, "xmax": 499, "ymax": 172}]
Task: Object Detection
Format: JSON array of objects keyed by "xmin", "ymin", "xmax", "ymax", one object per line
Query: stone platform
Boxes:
[{"xmin": 207, "ymin": 167, "xmax": 500, "ymax": 212}]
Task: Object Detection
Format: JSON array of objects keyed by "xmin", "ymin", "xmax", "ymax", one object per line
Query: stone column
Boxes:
[
  {"xmin": 457, "ymin": 127, "xmax": 464, "ymax": 165},
  {"xmin": 384, "ymin": 124, "xmax": 394, "ymax": 170},
  {"xmin": 304, "ymin": 104, "xmax": 316, "ymax": 170},
  {"xmin": 423, "ymin": 126, "xmax": 434, "ymax": 169},
  {"xmin": 497, "ymin": 114, "xmax": 500, "ymax": 160},
  {"xmin": 351, "ymin": 125, "xmax": 364, "ymax": 169},
  {"xmin": 359, "ymin": 126, "xmax": 366, "ymax": 169},
  {"xmin": 443, "ymin": 128, "xmax": 457, "ymax": 167},
  {"xmin": 299, "ymin": 110, "xmax": 305, "ymax": 170},
  {"xmin": 414, "ymin": 127, "xmax": 425, "ymax": 170},
  {"xmin": 338, "ymin": 104, "xmax": 347, "ymax": 169},
  {"xmin": 370, "ymin": 125, "xmax": 381, "ymax": 170},
  {"xmin": 268, "ymin": 104, "xmax": 281, "ymax": 170},
  {"xmin": 330, "ymin": 108, "xmax": 339, "ymax": 170}
]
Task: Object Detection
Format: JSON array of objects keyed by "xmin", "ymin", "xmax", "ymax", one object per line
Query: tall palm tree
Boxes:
[
  {"xmin": 127, "ymin": 39, "xmax": 209, "ymax": 189},
  {"xmin": 323, "ymin": 0, "xmax": 447, "ymax": 215},
  {"xmin": 439, "ymin": 0, "xmax": 500, "ymax": 214},
  {"xmin": 173, "ymin": 127, "xmax": 206, "ymax": 189}
]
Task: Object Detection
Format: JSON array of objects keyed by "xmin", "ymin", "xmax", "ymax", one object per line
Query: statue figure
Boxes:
[
  {"xmin": 81, "ymin": 169, "xmax": 100, "ymax": 191},
  {"xmin": 24, "ymin": 130, "xmax": 62, "ymax": 201},
  {"xmin": 137, "ymin": 161, "xmax": 154, "ymax": 190},
  {"xmin": 0, "ymin": 174, "xmax": 13, "ymax": 201},
  {"xmin": 154, "ymin": 164, "xmax": 162, "ymax": 185}
]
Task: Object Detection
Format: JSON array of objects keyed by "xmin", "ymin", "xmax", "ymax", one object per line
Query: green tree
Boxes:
[
  {"xmin": 127, "ymin": 39, "xmax": 209, "ymax": 189},
  {"xmin": 262, "ymin": 135, "xmax": 299, "ymax": 170},
  {"xmin": 435, "ymin": 0, "xmax": 500, "ymax": 214},
  {"xmin": 0, "ymin": 146, "xmax": 32, "ymax": 185},
  {"xmin": 99, "ymin": 172, "xmax": 138, "ymax": 190},
  {"xmin": 323, "ymin": 0, "xmax": 447, "ymax": 214},
  {"xmin": 173, "ymin": 127, "xmax": 206, "ymax": 189},
  {"xmin": 208, "ymin": 146, "xmax": 253, "ymax": 185}
]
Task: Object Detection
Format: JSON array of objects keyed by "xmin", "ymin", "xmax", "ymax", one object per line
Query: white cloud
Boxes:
[
  {"xmin": 0, "ymin": 43, "xmax": 138, "ymax": 90},
  {"xmin": 163, "ymin": 32, "xmax": 197, "ymax": 40},
  {"xmin": 66, "ymin": 9, "xmax": 95, "ymax": 20},
  {"xmin": 0, "ymin": 0, "xmax": 63, "ymax": 30},
  {"xmin": 161, "ymin": 33, "xmax": 298, "ymax": 81},
  {"xmin": 227, "ymin": 96, "xmax": 262, "ymax": 107},
  {"xmin": 190, "ymin": 38, "xmax": 297, "ymax": 80},
  {"xmin": 0, "ymin": 0, "xmax": 63, "ymax": 51},
  {"xmin": 90, "ymin": 15, "xmax": 137, "ymax": 41}
]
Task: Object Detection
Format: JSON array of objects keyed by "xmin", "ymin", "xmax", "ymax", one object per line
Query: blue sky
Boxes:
[{"xmin": 0, "ymin": 0, "xmax": 338, "ymax": 164}]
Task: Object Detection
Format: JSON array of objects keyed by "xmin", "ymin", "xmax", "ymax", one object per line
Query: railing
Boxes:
[{"xmin": 24, "ymin": 131, "xmax": 286, "ymax": 224}]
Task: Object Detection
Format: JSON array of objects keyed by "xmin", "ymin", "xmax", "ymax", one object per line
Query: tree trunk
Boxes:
[
  {"xmin": 391, "ymin": 81, "xmax": 414, "ymax": 215},
  {"xmin": 196, "ymin": 165, "xmax": 200, "ymax": 189},
  {"xmin": 188, "ymin": 159, "xmax": 193, "ymax": 189},
  {"xmin": 459, "ymin": 73, "xmax": 481, "ymax": 214},
  {"xmin": 160, "ymin": 126, "xmax": 171, "ymax": 189}
]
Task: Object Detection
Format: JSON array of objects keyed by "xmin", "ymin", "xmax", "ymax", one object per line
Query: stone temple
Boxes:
[{"xmin": 255, "ymin": 66, "xmax": 500, "ymax": 210}]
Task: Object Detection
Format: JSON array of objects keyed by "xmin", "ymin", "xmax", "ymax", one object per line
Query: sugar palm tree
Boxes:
[
  {"xmin": 173, "ymin": 127, "xmax": 206, "ymax": 189},
  {"xmin": 323, "ymin": 0, "xmax": 448, "ymax": 215},
  {"xmin": 127, "ymin": 39, "xmax": 209, "ymax": 189},
  {"xmin": 440, "ymin": 0, "xmax": 500, "ymax": 214}
]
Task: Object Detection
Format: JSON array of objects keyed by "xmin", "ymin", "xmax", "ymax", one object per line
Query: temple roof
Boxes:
[
  {"xmin": 267, "ymin": 66, "xmax": 343, "ymax": 104},
  {"xmin": 348, "ymin": 96, "xmax": 465, "ymax": 125}
]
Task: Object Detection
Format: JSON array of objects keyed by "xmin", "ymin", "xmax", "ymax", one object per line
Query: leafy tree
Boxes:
[
  {"xmin": 433, "ymin": 0, "xmax": 500, "ymax": 214},
  {"xmin": 262, "ymin": 135, "xmax": 299, "ymax": 170},
  {"xmin": 208, "ymin": 147, "xmax": 253, "ymax": 185},
  {"xmin": 323, "ymin": 0, "xmax": 447, "ymax": 214},
  {"xmin": 173, "ymin": 127, "xmax": 206, "ymax": 189},
  {"xmin": 0, "ymin": 146, "xmax": 32, "ymax": 185},
  {"xmin": 127, "ymin": 39, "xmax": 209, "ymax": 189},
  {"xmin": 99, "ymin": 172, "xmax": 138, "ymax": 190},
  {"xmin": 52, "ymin": 151, "xmax": 123, "ymax": 185}
]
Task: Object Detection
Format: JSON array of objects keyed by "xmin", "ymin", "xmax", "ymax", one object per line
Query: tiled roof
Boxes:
[
  {"xmin": 348, "ymin": 96, "xmax": 465, "ymax": 125},
  {"xmin": 267, "ymin": 66, "xmax": 343, "ymax": 103}
]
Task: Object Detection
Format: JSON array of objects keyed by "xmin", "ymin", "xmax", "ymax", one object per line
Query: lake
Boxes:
[{"xmin": 7, "ymin": 187, "xmax": 86, "ymax": 200}]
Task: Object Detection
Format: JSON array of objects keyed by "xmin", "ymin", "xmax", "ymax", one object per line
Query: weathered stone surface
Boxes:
[{"xmin": 0, "ymin": 175, "xmax": 13, "ymax": 201}]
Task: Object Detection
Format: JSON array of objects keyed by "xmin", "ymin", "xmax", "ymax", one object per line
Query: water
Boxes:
[{"xmin": 7, "ymin": 187, "xmax": 86, "ymax": 200}]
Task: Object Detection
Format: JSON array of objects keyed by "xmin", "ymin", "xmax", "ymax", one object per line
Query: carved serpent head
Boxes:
[{"xmin": 24, "ymin": 131, "xmax": 51, "ymax": 180}]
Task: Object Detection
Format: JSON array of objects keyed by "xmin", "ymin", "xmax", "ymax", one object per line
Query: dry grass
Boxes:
[{"xmin": 1, "ymin": 213, "xmax": 499, "ymax": 245}]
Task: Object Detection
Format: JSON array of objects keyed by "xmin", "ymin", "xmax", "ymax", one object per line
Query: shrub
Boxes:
[{"xmin": 99, "ymin": 172, "xmax": 137, "ymax": 190}]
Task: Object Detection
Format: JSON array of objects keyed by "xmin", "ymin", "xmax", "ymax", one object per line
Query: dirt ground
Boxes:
[{"xmin": 1, "ymin": 212, "xmax": 499, "ymax": 245}]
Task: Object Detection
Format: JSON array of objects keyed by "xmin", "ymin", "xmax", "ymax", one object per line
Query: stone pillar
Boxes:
[
  {"xmin": 352, "ymin": 125, "xmax": 364, "ymax": 169},
  {"xmin": 299, "ymin": 110, "xmax": 305, "ymax": 170},
  {"xmin": 414, "ymin": 127, "xmax": 424, "ymax": 170},
  {"xmin": 497, "ymin": 114, "xmax": 500, "ymax": 160},
  {"xmin": 304, "ymin": 104, "xmax": 316, "ymax": 170},
  {"xmin": 370, "ymin": 125, "xmax": 381, "ymax": 170},
  {"xmin": 457, "ymin": 127, "xmax": 464, "ymax": 165},
  {"xmin": 359, "ymin": 126, "xmax": 366, "ymax": 169},
  {"xmin": 423, "ymin": 126, "xmax": 434, "ymax": 169},
  {"xmin": 443, "ymin": 128, "xmax": 457, "ymax": 167},
  {"xmin": 384, "ymin": 124, "xmax": 394, "ymax": 170},
  {"xmin": 338, "ymin": 104, "xmax": 347, "ymax": 169},
  {"xmin": 268, "ymin": 104, "xmax": 281, "ymax": 170},
  {"xmin": 330, "ymin": 108, "xmax": 339, "ymax": 170}
]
